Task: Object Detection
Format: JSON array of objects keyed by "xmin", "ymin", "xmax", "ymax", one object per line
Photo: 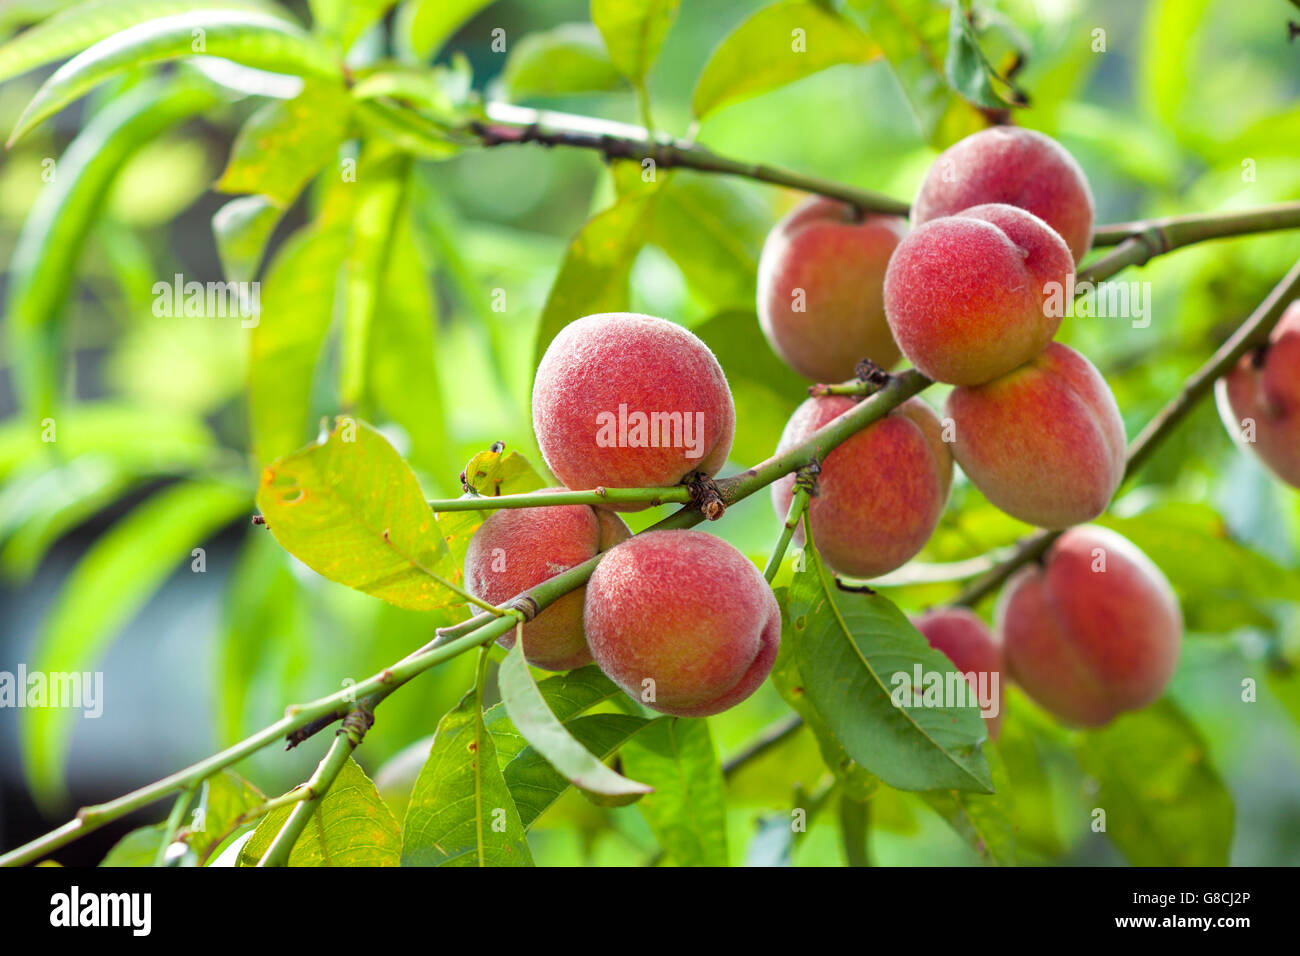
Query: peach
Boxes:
[
  {"xmin": 583, "ymin": 530, "xmax": 779, "ymax": 717},
  {"xmin": 912, "ymin": 608, "xmax": 1004, "ymax": 738},
  {"xmin": 771, "ymin": 395, "xmax": 952, "ymax": 578},
  {"xmin": 465, "ymin": 500, "xmax": 630, "ymax": 670},
  {"xmin": 532, "ymin": 312, "xmax": 735, "ymax": 504},
  {"xmin": 946, "ymin": 342, "xmax": 1125, "ymax": 528},
  {"xmin": 756, "ymin": 196, "xmax": 907, "ymax": 382},
  {"xmin": 995, "ymin": 525, "xmax": 1182, "ymax": 727},
  {"xmin": 883, "ymin": 203, "xmax": 1074, "ymax": 385},
  {"xmin": 912, "ymin": 126, "xmax": 1095, "ymax": 262},
  {"xmin": 1218, "ymin": 301, "xmax": 1300, "ymax": 487}
]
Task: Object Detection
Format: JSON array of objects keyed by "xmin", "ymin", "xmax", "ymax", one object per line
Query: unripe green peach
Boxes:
[
  {"xmin": 465, "ymin": 500, "xmax": 630, "ymax": 670},
  {"xmin": 912, "ymin": 608, "xmax": 1004, "ymax": 738},
  {"xmin": 584, "ymin": 530, "xmax": 780, "ymax": 717},
  {"xmin": 946, "ymin": 342, "xmax": 1125, "ymax": 529},
  {"xmin": 771, "ymin": 395, "xmax": 952, "ymax": 578},
  {"xmin": 532, "ymin": 313, "xmax": 735, "ymax": 505},
  {"xmin": 912, "ymin": 126, "xmax": 1095, "ymax": 262},
  {"xmin": 996, "ymin": 525, "xmax": 1182, "ymax": 727},
  {"xmin": 756, "ymin": 196, "xmax": 907, "ymax": 382},
  {"xmin": 883, "ymin": 203, "xmax": 1074, "ymax": 385},
  {"xmin": 1218, "ymin": 301, "xmax": 1300, "ymax": 487}
]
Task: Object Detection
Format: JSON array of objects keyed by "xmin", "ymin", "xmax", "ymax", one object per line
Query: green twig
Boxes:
[{"xmin": 429, "ymin": 486, "xmax": 693, "ymax": 512}]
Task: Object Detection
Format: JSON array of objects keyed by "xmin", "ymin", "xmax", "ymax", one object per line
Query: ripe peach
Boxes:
[
  {"xmin": 883, "ymin": 203, "xmax": 1074, "ymax": 385},
  {"xmin": 583, "ymin": 530, "xmax": 779, "ymax": 717},
  {"xmin": 996, "ymin": 525, "xmax": 1182, "ymax": 727},
  {"xmin": 532, "ymin": 312, "xmax": 735, "ymax": 504},
  {"xmin": 946, "ymin": 342, "xmax": 1126, "ymax": 528},
  {"xmin": 771, "ymin": 395, "xmax": 952, "ymax": 578},
  {"xmin": 912, "ymin": 126, "xmax": 1095, "ymax": 262},
  {"xmin": 465, "ymin": 500, "xmax": 630, "ymax": 670},
  {"xmin": 912, "ymin": 608, "xmax": 1004, "ymax": 738},
  {"xmin": 1218, "ymin": 301, "xmax": 1300, "ymax": 488},
  {"xmin": 756, "ymin": 197, "xmax": 907, "ymax": 382}
]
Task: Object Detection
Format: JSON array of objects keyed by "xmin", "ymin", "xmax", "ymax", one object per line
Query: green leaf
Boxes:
[
  {"xmin": 100, "ymin": 824, "xmax": 169, "ymax": 867},
  {"xmin": 498, "ymin": 639, "xmax": 653, "ymax": 798},
  {"xmin": 503, "ymin": 713, "xmax": 652, "ymax": 827},
  {"xmin": 396, "ymin": 0, "xmax": 494, "ymax": 62},
  {"xmin": 648, "ymin": 175, "xmax": 766, "ymax": 311},
  {"xmin": 6, "ymin": 75, "xmax": 221, "ymax": 421},
  {"xmin": 692, "ymin": 0, "xmax": 880, "ymax": 118},
  {"xmin": 786, "ymin": 532, "xmax": 993, "ymax": 793},
  {"xmin": 500, "ymin": 23, "xmax": 623, "ymax": 99},
  {"xmin": 212, "ymin": 195, "xmax": 282, "ymax": 284},
  {"xmin": 942, "ymin": 0, "xmax": 1013, "ymax": 111},
  {"xmin": 9, "ymin": 9, "xmax": 339, "ymax": 144},
  {"xmin": 239, "ymin": 758, "xmax": 401, "ymax": 866},
  {"xmin": 485, "ymin": 664, "xmax": 625, "ymax": 764},
  {"xmin": 0, "ymin": 0, "xmax": 294, "ymax": 84},
  {"xmin": 532, "ymin": 186, "xmax": 659, "ymax": 370},
  {"xmin": 256, "ymin": 417, "xmax": 461, "ymax": 610},
  {"xmin": 620, "ymin": 717, "xmax": 728, "ymax": 866},
  {"xmin": 845, "ymin": 0, "xmax": 986, "ymax": 147},
  {"xmin": 402, "ymin": 686, "xmax": 534, "ymax": 866},
  {"xmin": 919, "ymin": 742, "xmax": 1017, "ymax": 865},
  {"xmin": 216, "ymin": 79, "xmax": 352, "ymax": 207},
  {"xmin": 340, "ymin": 148, "xmax": 411, "ymax": 409},
  {"xmin": 310, "ymin": 0, "xmax": 395, "ymax": 51},
  {"xmin": 769, "ymin": 590, "xmax": 880, "ymax": 800},
  {"xmin": 22, "ymin": 479, "xmax": 249, "ymax": 805},
  {"xmin": 590, "ymin": 0, "xmax": 679, "ymax": 86},
  {"xmin": 1077, "ymin": 699, "xmax": 1233, "ymax": 866}
]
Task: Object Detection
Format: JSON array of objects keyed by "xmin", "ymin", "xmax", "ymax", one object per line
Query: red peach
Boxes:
[
  {"xmin": 912, "ymin": 126, "xmax": 1095, "ymax": 262},
  {"xmin": 771, "ymin": 395, "xmax": 953, "ymax": 578},
  {"xmin": 583, "ymin": 530, "xmax": 780, "ymax": 717},
  {"xmin": 465, "ymin": 501, "xmax": 630, "ymax": 670},
  {"xmin": 946, "ymin": 342, "xmax": 1126, "ymax": 528},
  {"xmin": 1218, "ymin": 301, "xmax": 1300, "ymax": 487},
  {"xmin": 756, "ymin": 196, "xmax": 907, "ymax": 382},
  {"xmin": 883, "ymin": 203, "xmax": 1074, "ymax": 385},
  {"xmin": 912, "ymin": 608, "xmax": 1005, "ymax": 738},
  {"xmin": 532, "ymin": 312, "xmax": 735, "ymax": 505},
  {"xmin": 996, "ymin": 525, "xmax": 1182, "ymax": 727}
]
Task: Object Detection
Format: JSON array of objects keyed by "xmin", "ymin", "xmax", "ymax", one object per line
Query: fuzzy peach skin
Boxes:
[
  {"xmin": 465, "ymin": 501, "xmax": 630, "ymax": 670},
  {"xmin": 532, "ymin": 313, "xmax": 735, "ymax": 506},
  {"xmin": 1219, "ymin": 301, "xmax": 1300, "ymax": 487},
  {"xmin": 912, "ymin": 126, "xmax": 1095, "ymax": 262},
  {"xmin": 883, "ymin": 203, "xmax": 1074, "ymax": 385},
  {"xmin": 771, "ymin": 395, "xmax": 952, "ymax": 578},
  {"xmin": 995, "ymin": 525, "xmax": 1182, "ymax": 727},
  {"xmin": 946, "ymin": 342, "xmax": 1125, "ymax": 528},
  {"xmin": 756, "ymin": 196, "xmax": 908, "ymax": 382},
  {"xmin": 583, "ymin": 530, "xmax": 780, "ymax": 717},
  {"xmin": 912, "ymin": 608, "xmax": 1005, "ymax": 738}
]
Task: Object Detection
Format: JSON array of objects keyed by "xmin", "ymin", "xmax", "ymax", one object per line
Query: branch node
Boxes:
[
  {"xmin": 508, "ymin": 596, "xmax": 540, "ymax": 623},
  {"xmin": 685, "ymin": 472, "xmax": 726, "ymax": 520},
  {"xmin": 854, "ymin": 358, "xmax": 891, "ymax": 391}
]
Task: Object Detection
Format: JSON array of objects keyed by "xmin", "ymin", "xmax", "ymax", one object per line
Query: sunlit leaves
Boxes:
[
  {"xmin": 212, "ymin": 195, "xmax": 281, "ymax": 285},
  {"xmin": 217, "ymin": 80, "xmax": 353, "ymax": 208},
  {"xmin": 396, "ymin": 0, "xmax": 495, "ymax": 62},
  {"xmin": 693, "ymin": 0, "xmax": 880, "ymax": 118},
  {"xmin": 9, "ymin": 10, "xmax": 339, "ymax": 143},
  {"xmin": 240, "ymin": 758, "xmax": 401, "ymax": 866},
  {"xmin": 256, "ymin": 418, "xmax": 460, "ymax": 610},
  {"xmin": 500, "ymin": 23, "xmax": 622, "ymax": 99},
  {"xmin": 785, "ymin": 534, "xmax": 992, "ymax": 792},
  {"xmin": 591, "ymin": 0, "xmax": 679, "ymax": 87}
]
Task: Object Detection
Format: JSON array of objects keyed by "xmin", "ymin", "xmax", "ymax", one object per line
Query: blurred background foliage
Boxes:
[{"xmin": 0, "ymin": 0, "xmax": 1298, "ymax": 866}]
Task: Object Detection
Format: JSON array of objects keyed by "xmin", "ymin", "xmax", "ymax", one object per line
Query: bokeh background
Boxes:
[{"xmin": 1, "ymin": 0, "xmax": 1298, "ymax": 865}]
